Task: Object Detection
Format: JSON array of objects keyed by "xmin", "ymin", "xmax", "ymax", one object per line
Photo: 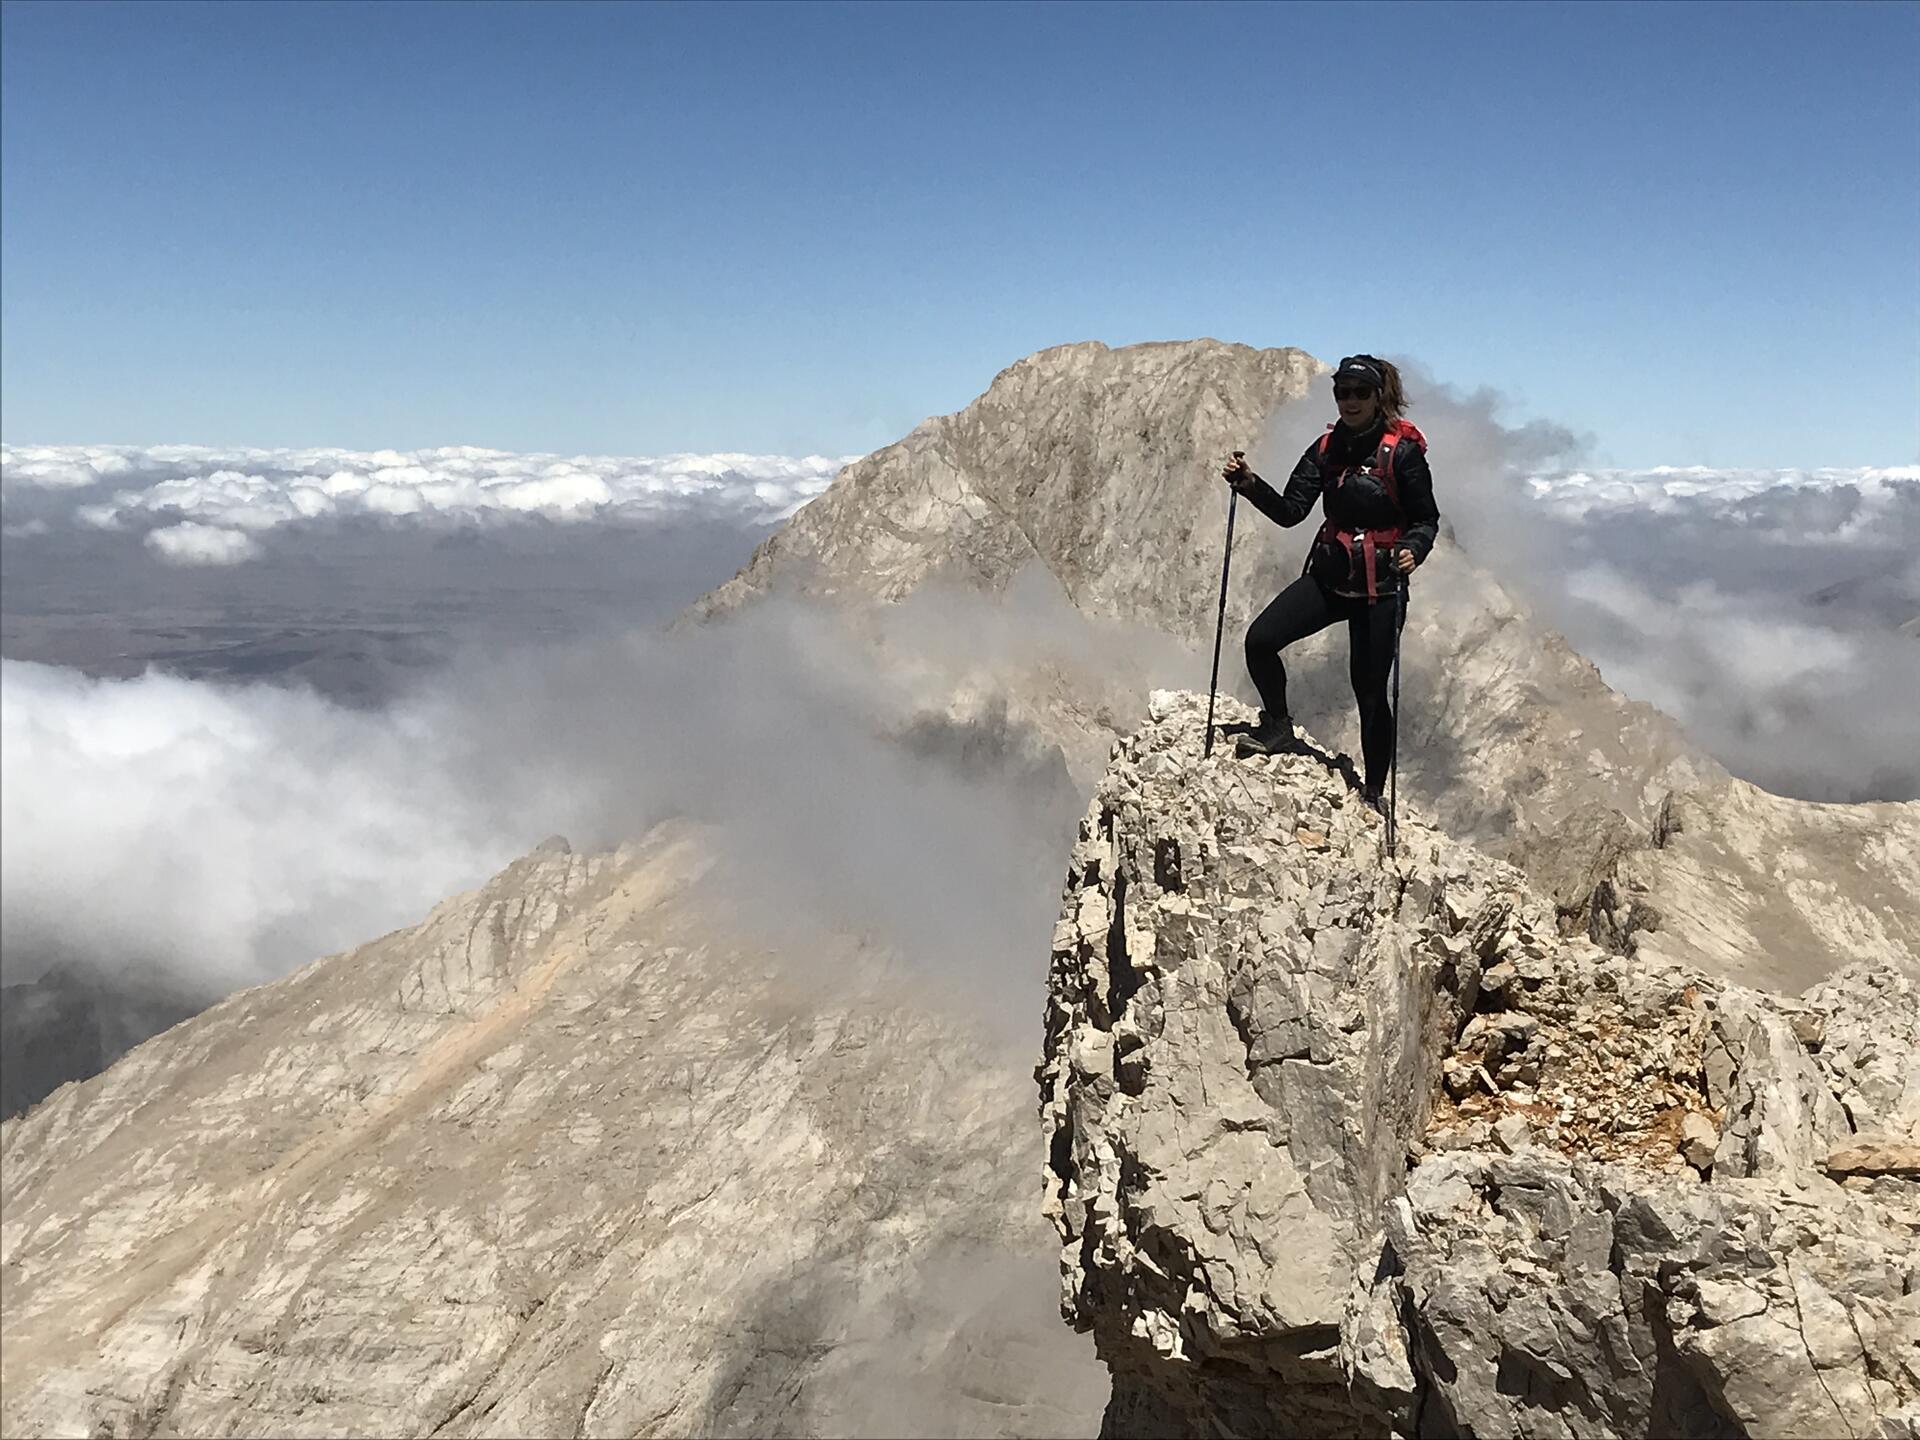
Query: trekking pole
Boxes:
[
  {"xmin": 1203, "ymin": 453, "xmax": 1242, "ymax": 757},
  {"xmin": 1386, "ymin": 569, "xmax": 1406, "ymax": 857}
]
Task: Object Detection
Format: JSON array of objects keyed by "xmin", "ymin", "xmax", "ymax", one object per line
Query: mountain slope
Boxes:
[
  {"xmin": 701, "ymin": 340, "xmax": 1323, "ymax": 629},
  {"xmin": 0, "ymin": 829, "xmax": 1104, "ymax": 1438}
]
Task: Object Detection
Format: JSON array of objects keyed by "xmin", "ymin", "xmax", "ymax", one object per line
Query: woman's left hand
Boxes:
[{"xmin": 1394, "ymin": 547, "xmax": 1418, "ymax": 574}]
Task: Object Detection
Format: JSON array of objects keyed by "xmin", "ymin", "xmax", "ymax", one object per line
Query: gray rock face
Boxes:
[
  {"xmin": 1039, "ymin": 690, "xmax": 1920, "ymax": 1438},
  {"xmin": 2, "ymin": 824, "xmax": 1106, "ymax": 1438},
  {"xmin": 700, "ymin": 339, "xmax": 1324, "ymax": 630},
  {"xmin": 1621, "ymin": 780, "xmax": 1920, "ymax": 996}
]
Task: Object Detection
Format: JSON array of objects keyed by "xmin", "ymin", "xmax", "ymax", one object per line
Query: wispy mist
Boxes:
[
  {"xmin": 1, "ymin": 659, "xmax": 511, "ymax": 991},
  {"xmin": 1, "ymin": 574, "xmax": 1174, "ymax": 1044}
]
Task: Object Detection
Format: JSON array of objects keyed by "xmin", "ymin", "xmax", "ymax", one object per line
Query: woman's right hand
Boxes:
[{"xmin": 1222, "ymin": 451, "xmax": 1255, "ymax": 492}]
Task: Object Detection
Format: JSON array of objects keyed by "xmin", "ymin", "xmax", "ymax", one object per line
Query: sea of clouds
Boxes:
[
  {"xmin": 1522, "ymin": 464, "xmax": 1918, "ymax": 523},
  {"xmin": 1505, "ymin": 463, "xmax": 1919, "ymax": 801},
  {"xmin": 0, "ymin": 443, "xmax": 855, "ymax": 563}
]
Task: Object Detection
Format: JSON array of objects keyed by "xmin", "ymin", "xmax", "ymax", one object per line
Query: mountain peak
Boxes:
[{"xmin": 698, "ymin": 337, "xmax": 1322, "ymax": 620}]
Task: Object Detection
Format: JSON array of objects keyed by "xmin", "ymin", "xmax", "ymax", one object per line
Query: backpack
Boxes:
[{"xmin": 1304, "ymin": 418, "xmax": 1425, "ymax": 600}]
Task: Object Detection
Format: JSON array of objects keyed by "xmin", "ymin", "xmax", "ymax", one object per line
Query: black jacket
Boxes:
[{"xmin": 1240, "ymin": 419, "xmax": 1440, "ymax": 564}]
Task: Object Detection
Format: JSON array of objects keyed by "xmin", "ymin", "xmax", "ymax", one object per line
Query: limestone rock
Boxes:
[
  {"xmin": 1040, "ymin": 690, "xmax": 1920, "ymax": 1438},
  {"xmin": 1493, "ymin": 1114, "xmax": 1534, "ymax": 1154},
  {"xmin": 1826, "ymin": 1140, "xmax": 1920, "ymax": 1176},
  {"xmin": 2, "ymin": 824, "xmax": 1106, "ymax": 1439},
  {"xmin": 1679, "ymin": 1111, "xmax": 1719, "ymax": 1169}
]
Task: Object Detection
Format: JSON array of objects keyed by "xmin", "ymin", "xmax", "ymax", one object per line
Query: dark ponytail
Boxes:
[
  {"xmin": 1375, "ymin": 358, "xmax": 1408, "ymax": 420},
  {"xmin": 1351, "ymin": 354, "xmax": 1409, "ymax": 419}
]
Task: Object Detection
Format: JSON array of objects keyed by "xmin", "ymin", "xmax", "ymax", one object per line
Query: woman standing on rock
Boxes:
[{"xmin": 1220, "ymin": 356, "xmax": 1439, "ymax": 814}]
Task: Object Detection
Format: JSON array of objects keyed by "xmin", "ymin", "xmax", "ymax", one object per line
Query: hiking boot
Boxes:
[
  {"xmin": 1235, "ymin": 714, "xmax": 1302, "ymax": 757},
  {"xmin": 1360, "ymin": 788, "xmax": 1388, "ymax": 818}
]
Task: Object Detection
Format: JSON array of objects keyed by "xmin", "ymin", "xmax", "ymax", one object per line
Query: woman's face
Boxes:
[{"xmin": 1335, "ymin": 384, "xmax": 1381, "ymax": 429}]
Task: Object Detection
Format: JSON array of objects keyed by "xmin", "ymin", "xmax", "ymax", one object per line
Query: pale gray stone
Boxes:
[
  {"xmin": 1826, "ymin": 1139, "xmax": 1920, "ymax": 1175},
  {"xmin": 1693, "ymin": 1278, "xmax": 1767, "ymax": 1327},
  {"xmin": 1040, "ymin": 690, "xmax": 1920, "ymax": 1438},
  {"xmin": 3, "ymin": 829, "xmax": 1108, "ymax": 1439},
  {"xmin": 1681, "ymin": 1111, "xmax": 1720, "ymax": 1170},
  {"xmin": 1493, "ymin": 1113, "xmax": 1534, "ymax": 1154}
]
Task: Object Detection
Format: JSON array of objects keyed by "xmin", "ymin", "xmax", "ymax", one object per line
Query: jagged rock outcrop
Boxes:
[
  {"xmin": 2, "ymin": 826, "xmax": 1105, "ymax": 1438},
  {"xmin": 694, "ymin": 338, "xmax": 1917, "ymax": 994},
  {"xmin": 698, "ymin": 340, "xmax": 1324, "ymax": 629},
  {"xmin": 1039, "ymin": 691, "xmax": 1920, "ymax": 1438}
]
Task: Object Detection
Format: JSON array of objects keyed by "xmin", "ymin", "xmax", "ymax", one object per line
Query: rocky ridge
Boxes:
[
  {"xmin": 696, "ymin": 338, "xmax": 1919, "ymax": 995},
  {"xmin": 1039, "ymin": 690, "xmax": 1919, "ymax": 1437}
]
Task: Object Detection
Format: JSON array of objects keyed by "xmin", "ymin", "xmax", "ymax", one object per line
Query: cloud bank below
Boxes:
[
  {"xmin": 0, "ymin": 581, "xmax": 1140, "ymax": 1027},
  {"xmin": 1, "ymin": 444, "xmax": 857, "ymax": 565}
]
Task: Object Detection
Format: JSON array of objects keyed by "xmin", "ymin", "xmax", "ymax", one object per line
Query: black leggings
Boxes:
[{"xmin": 1245, "ymin": 574, "xmax": 1406, "ymax": 793}]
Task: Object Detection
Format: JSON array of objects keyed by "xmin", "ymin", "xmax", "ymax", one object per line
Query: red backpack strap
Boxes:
[
  {"xmin": 1316, "ymin": 427, "xmax": 1333, "ymax": 460},
  {"xmin": 1372, "ymin": 434, "xmax": 1400, "ymax": 507},
  {"xmin": 1376, "ymin": 419, "xmax": 1425, "ymax": 508}
]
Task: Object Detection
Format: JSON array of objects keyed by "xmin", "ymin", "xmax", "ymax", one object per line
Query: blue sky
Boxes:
[{"xmin": 2, "ymin": 0, "xmax": 1915, "ymax": 468}]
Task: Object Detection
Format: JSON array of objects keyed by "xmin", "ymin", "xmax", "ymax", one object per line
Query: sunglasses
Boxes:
[{"xmin": 1333, "ymin": 386, "xmax": 1377, "ymax": 401}]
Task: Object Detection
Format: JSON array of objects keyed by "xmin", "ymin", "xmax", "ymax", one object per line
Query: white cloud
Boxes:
[
  {"xmin": 1564, "ymin": 566, "xmax": 1863, "ymax": 690},
  {"xmin": 143, "ymin": 522, "xmax": 261, "ymax": 567},
  {"xmin": 1, "ymin": 444, "xmax": 855, "ymax": 550},
  {"xmin": 1523, "ymin": 464, "xmax": 1919, "ymax": 521},
  {"xmin": 0, "ymin": 659, "xmax": 513, "ymax": 989},
  {"xmin": 0, "ymin": 446, "xmax": 138, "ymax": 489}
]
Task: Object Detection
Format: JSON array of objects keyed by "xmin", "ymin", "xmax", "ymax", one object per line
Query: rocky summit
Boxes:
[
  {"xmin": 697, "ymin": 339, "xmax": 1920, "ymax": 997},
  {"xmin": 1039, "ymin": 690, "xmax": 1919, "ymax": 1439}
]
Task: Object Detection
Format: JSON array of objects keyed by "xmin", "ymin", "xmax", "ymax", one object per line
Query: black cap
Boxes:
[{"xmin": 1333, "ymin": 356, "xmax": 1385, "ymax": 389}]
